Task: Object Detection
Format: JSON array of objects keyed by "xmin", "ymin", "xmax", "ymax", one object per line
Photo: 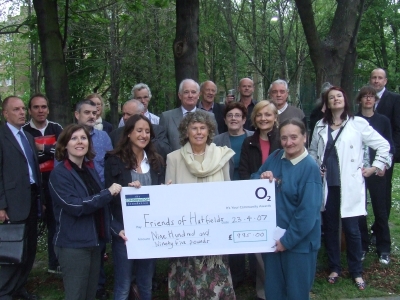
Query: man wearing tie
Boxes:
[
  {"xmin": 160, "ymin": 79, "xmax": 218, "ymax": 151},
  {"xmin": 0, "ymin": 96, "xmax": 42, "ymax": 300},
  {"xmin": 370, "ymin": 68, "xmax": 400, "ymax": 220}
]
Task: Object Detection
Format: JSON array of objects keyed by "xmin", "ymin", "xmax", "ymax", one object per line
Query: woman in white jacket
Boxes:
[{"xmin": 309, "ymin": 86, "xmax": 390, "ymax": 290}]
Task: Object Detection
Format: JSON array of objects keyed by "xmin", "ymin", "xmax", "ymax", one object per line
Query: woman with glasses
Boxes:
[
  {"xmin": 213, "ymin": 102, "xmax": 254, "ymax": 290},
  {"xmin": 356, "ymin": 85, "xmax": 394, "ymax": 265},
  {"xmin": 309, "ymin": 86, "xmax": 390, "ymax": 290},
  {"xmin": 252, "ymin": 118, "xmax": 322, "ymax": 300}
]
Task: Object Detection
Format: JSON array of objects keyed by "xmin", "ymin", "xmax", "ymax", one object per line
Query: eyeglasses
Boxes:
[
  {"xmin": 226, "ymin": 113, "xmax": 242, "ymax": 119},
  {"xmin": 361, "ymin": 95, "xmax": 375, "ymax": 100}
]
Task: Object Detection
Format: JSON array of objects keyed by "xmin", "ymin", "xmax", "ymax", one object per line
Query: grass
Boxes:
[{"xmin": 21, "ymin": 165, "xmax": 400, "ymax": 299}]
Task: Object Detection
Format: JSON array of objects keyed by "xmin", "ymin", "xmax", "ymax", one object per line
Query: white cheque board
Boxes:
[{"xmin": 121, "ymin": 179, "xmax": 276, "ymax": 259}]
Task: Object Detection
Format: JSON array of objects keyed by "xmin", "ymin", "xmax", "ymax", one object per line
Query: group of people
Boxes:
[{"xmin": 0, "ymin": 67, "xmax": 398, "ymax": 300}]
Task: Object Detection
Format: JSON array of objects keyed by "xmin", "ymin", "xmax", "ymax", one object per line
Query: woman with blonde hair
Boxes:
[
  {"xmin": 238, "ymin": 100, "xmax": 281, "ymax": 299},
  {"xmin": 86, "ymin": 93, "xmax": 113, "ymax": 133}
]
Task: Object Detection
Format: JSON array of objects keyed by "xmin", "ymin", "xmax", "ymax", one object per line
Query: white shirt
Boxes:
[
  {"xmin": 144, "ymin": 111, "xmax": 160, "ymax": 125},
  {"xmin": 7, "ymin": 122, "xmax": 36, "ymax": 184},
  {"xmin": 181, "ymin": 106, "xmax": 196, "ymax": 115},
  {"xmin": 278, "ymin": 103, "xmax": 288, "ymax": 114},
  {"xmin": 133, "ymin": 151, "xmax": 150, "ymax": 173},
  {"xmin": 375, "ymin": 87, "xmax": 386, "ymax": 109}
]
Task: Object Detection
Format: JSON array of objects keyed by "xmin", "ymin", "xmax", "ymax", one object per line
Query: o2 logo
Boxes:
[{"xmin": 255, "ymin": 187, "xmax": 271, "ymax": 201}]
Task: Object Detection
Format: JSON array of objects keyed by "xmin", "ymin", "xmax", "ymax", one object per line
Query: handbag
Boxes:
[{"xmin": 0, "ymin": 222, "xmax": 27, "ymax": 265}]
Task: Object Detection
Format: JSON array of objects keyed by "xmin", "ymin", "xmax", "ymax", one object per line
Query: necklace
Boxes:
[
  {"xmin": 193, "ymin": 151, "xmax": 205, "ymax": 156},
  {"xmin": 332, "ymin": 120, "xmax": 342, "ymax": 126}
]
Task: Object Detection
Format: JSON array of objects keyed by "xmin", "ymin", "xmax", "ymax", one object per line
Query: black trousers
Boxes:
[
  {"xmin": 383, "ymin": 165, "xmax": 394, "ymax": 218},
  {"xmin": 359, "ymin": 174, "xmax": 391, "ymax": 255},
  {"xmin": 0, "ymin": 188, "xmax": 39, "ymax": 300}
]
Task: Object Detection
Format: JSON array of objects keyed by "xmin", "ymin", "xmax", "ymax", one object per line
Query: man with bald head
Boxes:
[
  {"xmin": 369, "ymin": 68, "xmax": 400, "ymax": 222},
  {"xmin": 160, "ymin": 79, "xmax": 218, "ymax": 151},
  {"xmin": 0, "ymin": 96, "xmax": 43, "ymax": 299},
  {"xmin": 225, "ymin": 78, "xmax": 258, "ymax": 130},
  {"xmin": 109, "ymin": 99, "xmax": 170, "ymax": 159},
  {"xmin": 198, "ymin": 80, "xmax": 227, "ymax": 133}
]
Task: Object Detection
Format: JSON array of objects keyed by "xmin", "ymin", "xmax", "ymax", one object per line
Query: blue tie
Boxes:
[{"xmin": 18, "ymin": 131, "xmax": 38, "ymax": 184}]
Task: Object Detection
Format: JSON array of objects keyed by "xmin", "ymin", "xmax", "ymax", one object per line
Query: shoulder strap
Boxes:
[{"xmin": 322, "ymin": 120, "xmax": 348, "ymax": 165}]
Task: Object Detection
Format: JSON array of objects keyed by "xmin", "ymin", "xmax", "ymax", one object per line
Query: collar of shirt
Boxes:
[
  {"xmin": 198, "ymin": 101, "xmax": 213, "ymax": 112},
  {"xmin": 377, "ymin": 87, "xmax": 385, "ymax": 99},
  {"xmin": 29, "ymin": 119, "xmax": 49, "ymax": 130},
  {"xmin": 7, "ymin": 122, "xmax": 36, "ymax": 183},
  {"xmin": 181, "ymin": 106, "xmax": 197, "ymax": 115},
  {"xmin": 133, "ymin": 151, "xmax": 150, "ymax": 173},
  {"xmin": 278, "ymin": 103, "xmax": 288, "ymax": 114},
  {"xmin": 375, "ymin": 87, "xmax": 385, "ymax": 109},
  {"xmin": 281, "ymin": 148, "xmax": 308, "ymax": 165},
  {"xmin": 7, "ymin": 122, "xmax": 23, "ymax": 137}
]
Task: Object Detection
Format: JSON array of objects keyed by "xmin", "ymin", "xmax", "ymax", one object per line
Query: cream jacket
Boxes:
[{"xmin": 309, "ymin": 116, "xmax": 390, "ymax": 218}]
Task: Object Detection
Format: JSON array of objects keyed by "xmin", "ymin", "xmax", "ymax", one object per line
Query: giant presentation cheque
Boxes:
[{"xmin": 121, "ymin": 179, "xmax": 276, "ymax": 259}]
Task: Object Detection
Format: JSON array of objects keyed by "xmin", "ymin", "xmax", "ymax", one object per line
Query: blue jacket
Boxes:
[
  {"xmin": 251, "ymin": 149, "xmax": 322, "ymax": 253},
  {"xmin": 49, "ymin": 159, "xmax": 113, "ymax": 248}
]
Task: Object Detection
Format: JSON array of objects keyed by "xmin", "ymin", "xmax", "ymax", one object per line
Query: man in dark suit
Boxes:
[
  {"xmin": 370, "ymin": 68, "xmax": 400, "ymax": 223},
  {"xmin": 198, "ymin": 81, "xmax": 227, "ymax": 134},
  {"xmin": 0, "ymin": 96, "xmax": 42, "ymax": 300},
  {"xmin": 160, "ymin": 79, "xmax": 219, "ymax": 151},
  {"xmin": 109, "ymin": 99, "xmax": 170, "ymax": 159}
]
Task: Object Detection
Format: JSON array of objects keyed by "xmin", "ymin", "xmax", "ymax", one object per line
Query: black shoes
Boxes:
[
  {"xmin": 95, "ymin": 288, "xmax": 109, "ymax": 300},
  {"xmin": 13, "ymin": 288, "xmax": 40, "ymax": 300}
]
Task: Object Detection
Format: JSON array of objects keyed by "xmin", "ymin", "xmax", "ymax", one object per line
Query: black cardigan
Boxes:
[
  {"xmin": 238, "ymin": 127, "xmax": 281, "ymax": 180},
  {"xmin": 104, "ymin": 154, "xmax": 165, "ymax": 237}
]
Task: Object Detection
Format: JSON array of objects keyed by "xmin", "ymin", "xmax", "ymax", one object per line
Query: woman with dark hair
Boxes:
[
  {"xmin": 49, "ymin": 124, "xmax": 122, "ymax": 300},
  {"xmin": 252, "ymin": 118, "xmax": 322, "ymax": 300},
  {"xmin": 355, "ymin": 85, "xmax": 394, "ymax": 264},
  {"xmin": 86, "ymin": 93, "xmax": 113, "ymax": 133},
  {"xmin": 104, "ymin": 114, "xmax": 164, "ymax": 300},
  {"xmin": 213, "ymin": 101, "xmax": 254, "ymax": 290},
  {"xmin": 213, "ymin": 102, "xmax": 253, "ymax": 180},
  {"xmin": 166, "ymin": 110, "xmax": 235, "ymax": 299},
  {"xmin": 309, "ymin": 86, "xmax": 390, "ymax": 290}
]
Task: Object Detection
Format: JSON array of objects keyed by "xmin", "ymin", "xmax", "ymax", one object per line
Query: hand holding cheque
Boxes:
[{"xmin": 120, "ymin": 179, "xmax": 277, "ymax": 259}]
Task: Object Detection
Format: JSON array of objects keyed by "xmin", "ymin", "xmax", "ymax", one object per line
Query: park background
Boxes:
[
  {"xmin": 1, "ymin": 0, "xmax": 399, "ymax": 126},
  {"xmin": 0, "ymin": 1, "xmax": 400, "ymax": 298}
]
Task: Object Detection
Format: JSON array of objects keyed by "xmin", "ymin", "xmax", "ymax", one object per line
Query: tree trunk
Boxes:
[
  {"xmin": 341, "ymin": 0, "xmax": 365, "ymax": 102},
  {"xmin": 108, "ymin": 4, "xmax": 121, "ymax": 127},
  {"xmin": 33, "ymin": 0, "xmax": 70, "ymax": 125},
  {"xmin": 173, "ymin": 0, "xmax": 199, "ymax": 106},
  {"xmin": 295, "ymin": 0, "xmax": 363, "ymax": 95}
]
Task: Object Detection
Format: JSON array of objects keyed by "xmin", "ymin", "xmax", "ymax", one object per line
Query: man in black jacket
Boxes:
[
  {"xmin": 198, "ymin": 81, "xmax": 227, "ymax": 134},
  {"xmin": 0, "ymin": 96, "xmax": 43, "ymax": 300},
  {"xmin": 23, "ymin": 93, "xmax": 63, "ymax": 276},
  {"xmin": 370, "ymin": 68, "xmax": 400, "ymax": 219}
]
